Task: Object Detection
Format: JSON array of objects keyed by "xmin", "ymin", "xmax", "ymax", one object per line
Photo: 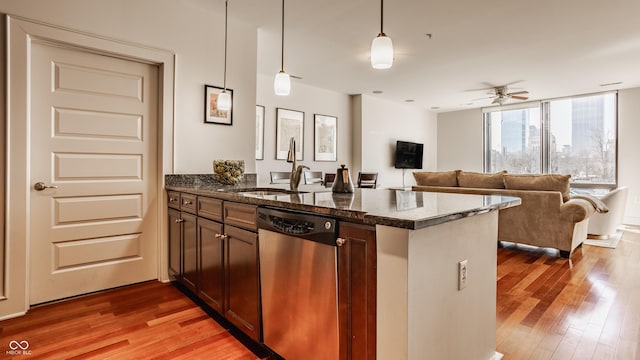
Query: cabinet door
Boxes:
[
  {"xmin": 338, "ymin": 222, "xmax": 377, "ymax": 360},
  {"xmin": 168, "ymin": 208, "xmax": 182, "ymax": 278},
  {"xmin": 181, "ymin": 212, "xmax": 198, "ymax": 294},
  {"xmin": 225, "ymin": 225, "xmax": 261, "ymax": 341},
  {"xmin": 198, "ymin": 217, "xmax": 225, "ymax": 313}
]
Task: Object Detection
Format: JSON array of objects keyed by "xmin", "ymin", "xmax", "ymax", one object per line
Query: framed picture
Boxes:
[
  {"xmin": 276, "ymin": 108, "xmax": 304, "ymax": 160},
  {"xmin": 256, "ymin": 105, "xmax": 265, "ymax": 160},
  {"xmin": 204, "ymin": 85, "xmax": 233, "ymax": 125},
  {"xmin": 314, "ymin": 114, "xmax": 337, "ymax": 161}
]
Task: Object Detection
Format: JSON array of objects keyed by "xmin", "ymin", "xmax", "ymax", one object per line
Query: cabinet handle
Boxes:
[
  {"xmin": 175, "ymin": 218, "xmax": 184, "ymax": 223},
  {"xmin": 336, "ymin": 237, "xmax": 346, "ymax": 247},
  {"xmin": 183, "ymin": 200, "xmax": 192, "ymax": 205},
  {"xmin": 169, "ymin": 197, "xmax": 177, "ymax": 202},
  {"xmin": 215, "ymin": 233, "xmax": 228, "ymax": 240}
]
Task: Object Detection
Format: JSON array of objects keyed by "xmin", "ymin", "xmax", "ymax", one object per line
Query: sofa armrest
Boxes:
[{"xmin": 561, "ymin": 198, "xmax": 596, "ymax": 223}]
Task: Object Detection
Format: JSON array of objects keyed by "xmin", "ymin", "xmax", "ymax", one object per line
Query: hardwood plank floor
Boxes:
[
  {"xmin": 2, "ymin": 227, "xmax": 639, "ymax": 359},
  {"xmin": 0, "ymin": 281, "xmax": 265, "ymax": 359},
  {"xmin": 497, "ymin": 226, "xmax": 640, "ymax": 360}
]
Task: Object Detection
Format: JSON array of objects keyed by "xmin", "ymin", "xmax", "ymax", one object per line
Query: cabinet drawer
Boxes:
[
  {"xmin": 180, "ymin": 193, "xmax": 197, "ymax": 214},
  {"xmin": 168, "ymin": 191, "xmax": 181, "ymax": 209},
  {"xmin": 223, "ymin": 202, "xmax": 257, "ymax": 231},
  {"xmin": 198, "ymin": 197, "xmax": 223, "ymax": 221}
]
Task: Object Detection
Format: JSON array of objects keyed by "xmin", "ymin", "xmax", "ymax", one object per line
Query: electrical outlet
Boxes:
[{"xmin": 458, "ymin": 259, "xmax": 468, "ymax": 290}]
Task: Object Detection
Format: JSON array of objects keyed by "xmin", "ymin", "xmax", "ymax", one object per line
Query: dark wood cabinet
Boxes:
[
  {"xmin": 180, "ymin": 213, "xmax": 198, "ymax": 293},
  {"xmin": 168, "ymin": 208, "xmax": 182, "ymax": 278},
  {"xmin": 225, "ymin": 224, "xmax": 261, "ymax": 342},
  {"xmin": 167, "ymin": 191, "xmax": 261, "ymax": 341},
  {"xmin": 338, "ymin": 222, "xmax": 377, "ymax": 360},
  {"xmin": 197, "ymin": 217, "xmax": 225, "ymax": 313},
  {"xmin": 168, "ymin": 194, "xmax": 197, "ymax": 295}
]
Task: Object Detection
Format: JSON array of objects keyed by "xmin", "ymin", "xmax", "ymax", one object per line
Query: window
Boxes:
[{"xmin": 484, "ymin": 92, "xmax": 617, "ymax": 188}]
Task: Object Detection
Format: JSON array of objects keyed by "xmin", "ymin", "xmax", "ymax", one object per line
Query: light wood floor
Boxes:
[{"xmin": 2, "ymin": 228, "xmax": 639, "ymax": 359}]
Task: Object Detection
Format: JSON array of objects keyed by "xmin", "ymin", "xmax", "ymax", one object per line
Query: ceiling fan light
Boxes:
[
  {"xmin": 217, "ymin": 91, "xmax": 232, "ymax": 111},
  {"xmin": 371, "ymin": 33, "xmax": 394, "ymax": 69},
  {"xmin": 274, "ymin": 71, "xmax": 291, "ymax": 96}
]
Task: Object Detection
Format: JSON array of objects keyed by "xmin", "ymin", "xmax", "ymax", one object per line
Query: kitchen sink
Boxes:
[{"xmin": 224, "ymin": 187, "xmax": 308, "ymax": 196}]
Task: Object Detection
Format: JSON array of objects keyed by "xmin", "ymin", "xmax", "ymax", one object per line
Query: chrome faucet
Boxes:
[{"xmin": 286, "ymin": 137, "xmax": 309, "ymax": 191}]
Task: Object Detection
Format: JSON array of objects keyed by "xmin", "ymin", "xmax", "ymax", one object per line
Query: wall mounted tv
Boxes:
[{"xmin": 394, "ymin": 141, "xmax": 424, "ymax": 169}]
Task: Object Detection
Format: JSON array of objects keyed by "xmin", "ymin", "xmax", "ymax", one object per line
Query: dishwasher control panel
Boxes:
[{"xmin": 257, "ymin": 207, "xmax": 337, "ymax": 245}]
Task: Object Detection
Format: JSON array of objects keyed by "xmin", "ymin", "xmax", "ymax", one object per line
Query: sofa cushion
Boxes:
[
  {"xmin": 413, "ymin": 170, "xmax": 459, "ymax": 187},
  {"xmin": 503, "ymin": 174, "xmax": 571, "ymax": 202},
  {"xmin": 457, "ymin": 170, "xmax": 507, "ymax": 189}
]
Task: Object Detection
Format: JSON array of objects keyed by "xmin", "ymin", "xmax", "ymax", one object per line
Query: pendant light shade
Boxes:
[
  {"xmin": 274, "ymin": 0, "xmax": 290, "ymax": 96},
  {"xmin": 371, "ymin": 0, "xmax": 394, "ymax": 70},
  {"xmin": 371, "ymin": 34, "xmax": 393, "ymax": 69},
  {"xmin": 274, "ymin": 71, "xmax": 291, "ymax": 96},
  {"xmin": 217, "ymin": 91, "xmax": 232, "ymax": 111},
  {"xmin": 217, "ymin": 0, "xmax": 232, "ymax": 111}
]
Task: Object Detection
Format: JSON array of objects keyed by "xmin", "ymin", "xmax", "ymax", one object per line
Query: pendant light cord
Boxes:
[
  {"xmin": 223, "ymin": 0, "xmax": 228, "ymax": 91},
  {"xmin": 280, "ymin": 0, "xmax": 285, "ymax": 72},
  {"xmin": 380, "ymin": 0, "xmax": 384, "ymax": 35}
]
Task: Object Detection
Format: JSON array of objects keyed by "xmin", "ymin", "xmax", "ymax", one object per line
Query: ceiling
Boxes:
[{"xmin": 220, "ymin": 0, "xmax": 640, "ymax": 112}]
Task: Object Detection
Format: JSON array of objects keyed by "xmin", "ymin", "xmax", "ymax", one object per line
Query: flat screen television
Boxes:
[{"xmin": 395, "ymin": 140, "xmax": 424, "ymax": 169}]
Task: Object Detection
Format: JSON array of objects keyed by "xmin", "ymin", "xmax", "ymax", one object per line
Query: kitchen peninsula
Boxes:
[{"xmin": 165, "ymin": 175, "xmax": 520, "ymax": 360}]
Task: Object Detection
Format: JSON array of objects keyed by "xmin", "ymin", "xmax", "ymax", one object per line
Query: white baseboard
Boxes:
[{"xmin": 491, "ymin": 351, "xmax": 504, "ymax": 360}]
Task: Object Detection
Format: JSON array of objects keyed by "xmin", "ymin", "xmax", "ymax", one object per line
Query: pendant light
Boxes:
[
  {"xmin": 274, "ymin": 0, "xmax": 291, "ymax": 96},
  {"xmin": 371, "ymin": 0, "xmax": 394, "ymax": 69},
  {"xmin": 217, "ymin": 0, "xmax": 232, "ymax": 111}
]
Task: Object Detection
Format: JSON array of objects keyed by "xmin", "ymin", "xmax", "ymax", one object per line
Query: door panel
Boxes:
[{"xmin": 29, "ymin": 41, "xmax": 158, "ymax": 304}]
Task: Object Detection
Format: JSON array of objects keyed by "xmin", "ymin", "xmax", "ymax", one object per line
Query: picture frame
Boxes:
[
  {"xmin": 256, "ymin": 105, "xmax": 265, "ymax": 160},
  {"xmin": 276, "ymin": 108, "xmax": 304, "ymax": 160},
  {"xmin": 314, "ymin": 114, "xmax": 337, "ymax": 161},
  {"xmin": 204, "ymin": 85, "xmax": 233, "ymax": 125}
]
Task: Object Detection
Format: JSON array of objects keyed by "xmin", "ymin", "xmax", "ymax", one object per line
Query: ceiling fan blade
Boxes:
[
  {"xmin": 471, "ymin": 96, "xmax": 495, "ymax": 101},
  {"xmin": 511, "ymin": 95, "xmax": 529, "ymax": 100},
  {"xmin": 501, "ymin": 80, "xmax": 524, "ymax": 87},
  {"xmin": 508, "ymin": 91, "xmax": 529, "ymax": 96}
]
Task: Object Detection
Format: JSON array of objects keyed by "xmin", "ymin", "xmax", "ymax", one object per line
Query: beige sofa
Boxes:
[{"xmin": 412, "ymin": 170, "xmax": 600, "ymax": 258}]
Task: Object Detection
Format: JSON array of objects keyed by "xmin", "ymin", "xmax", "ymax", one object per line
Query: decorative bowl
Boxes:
[{"xmin": 213, "ymin": 160, "xmax": 245, "ymax": 185}]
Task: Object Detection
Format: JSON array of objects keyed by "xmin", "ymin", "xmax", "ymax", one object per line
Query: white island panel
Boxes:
[{"xmin": 377, "ymin": 210, "xmax": 498, "ymax": 360}]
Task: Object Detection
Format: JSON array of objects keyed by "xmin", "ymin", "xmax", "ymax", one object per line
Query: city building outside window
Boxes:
[{"xmin": 484, "ymin": 92, "xmax": 617, "ymax": 189}]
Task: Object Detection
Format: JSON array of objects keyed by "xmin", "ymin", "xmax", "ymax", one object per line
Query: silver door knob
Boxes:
[{"xmin": 34, "ymin": 182, "xmax": 58, "ymax": 191}]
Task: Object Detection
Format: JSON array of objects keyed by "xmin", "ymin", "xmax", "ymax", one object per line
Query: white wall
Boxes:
[
  {"xmin": 354, "ymin": 95, "xmax": 438, "ymax": 188},
  {"xmin": 0, "ymin": 0, "xmax": 258, "ymax": 174},
  {"xmin": 255, "ymin": 74, "xmax": 352, "ymax": 185},
  {"xmin": 437, "ymin": 109, "xmax": 483, "ymax": 172},
  {"xmin": 438, "ymin": 88, "xmax": 640, "ymax": 225}
]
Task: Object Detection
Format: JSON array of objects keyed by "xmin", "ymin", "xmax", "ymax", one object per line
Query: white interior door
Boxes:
[{"xmin": 29, "ymin": 41, "xmax": 159, "ymax": 304}]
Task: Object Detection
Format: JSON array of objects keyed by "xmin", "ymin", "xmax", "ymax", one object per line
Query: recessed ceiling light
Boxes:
[
  {"xmin": 600, "ymin": 81, "xmax": 622, "ymax": 87},
  {"xmin": 431, "ymin": 106, "xmax": 440, "ymax": 110},
  {"xmin": 425, "ymin": 33, "xmax": 433, "ymax": 39},
  {"xmin": 372, "ymin": 90, "xmax": 383, "ymax": 94},
  {"xmin": 405, "ymin": 99, "xmax": 414, "ymax": 103}
]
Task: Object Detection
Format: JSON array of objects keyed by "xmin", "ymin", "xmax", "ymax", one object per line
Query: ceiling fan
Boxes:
[{"xmin": 469, "ymin": 82, "xmax": 529, "ymax": 105}]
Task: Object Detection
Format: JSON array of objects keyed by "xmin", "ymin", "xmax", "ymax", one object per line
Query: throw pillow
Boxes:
[
  {"xmin": 457, "ymin": 170, "xmax": 507, "ymax": 189},
  {"xmin": 413, "ymin": 170, "xmax": 459, "ymax": 187},
  {"xmin": 503, "ymin": 174, "xmax": 571, "ymax": 202}
]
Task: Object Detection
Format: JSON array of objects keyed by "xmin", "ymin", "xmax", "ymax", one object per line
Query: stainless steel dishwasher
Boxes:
[{"xmin": 257, "ymin": 207, "xmax": 341, "ymax": 360}]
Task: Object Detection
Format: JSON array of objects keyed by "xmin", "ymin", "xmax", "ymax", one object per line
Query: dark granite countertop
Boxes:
[{"xmin": 166, "ymin": 176, "xmax": 520, "ymax": 230}]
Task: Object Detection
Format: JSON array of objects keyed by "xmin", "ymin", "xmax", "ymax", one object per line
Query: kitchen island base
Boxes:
[{"xmin": 376, "ymin": 211, "xmax": 499, "ymax": 360}]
